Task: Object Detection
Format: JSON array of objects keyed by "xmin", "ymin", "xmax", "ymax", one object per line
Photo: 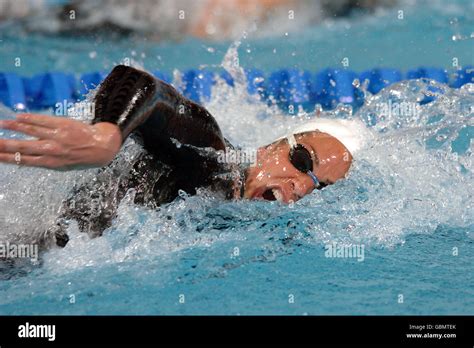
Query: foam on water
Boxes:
[{"xmin": 0, "ymin": 109, "xmax": 95, "ymax": 248}]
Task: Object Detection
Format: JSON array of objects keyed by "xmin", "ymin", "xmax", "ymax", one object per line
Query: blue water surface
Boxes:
[{"xmin": 0, "ymin": 0, "xmax": 473, "ymax": 315}]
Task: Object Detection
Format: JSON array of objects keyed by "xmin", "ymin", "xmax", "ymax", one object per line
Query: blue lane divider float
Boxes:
[
  {"xmin": 284, "ymin": 69, "xmax": 312, "ymax": 111},
  {"xmin": 359, "ymin": 68, "xmax": 403, "ymax": 94},
  {"xmin": 0, "ymin": 66, "xmax": 472, "ymax": 112},
  {"xmin": 0, "ymin": 72, "xmax": 27, "ymax": 110},
  {"xmin": 181, "ymin": 69, "xmax": 215, "ymax": 102},
  {"xmin": 219, "ymin": 70, "xmax": 235, "ymax": 87},
  {"xmin": 312, "ymin": 68, "xmax": 365, "ymax": 110},
  {"xmin": 245, "ymin": 69, "xmax": 264, "ymax": 96},
  {"xmin": 23, "ymin": 72, "xmax": 77, "ymax": 109}
]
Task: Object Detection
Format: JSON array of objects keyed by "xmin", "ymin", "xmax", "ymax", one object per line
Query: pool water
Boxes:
[
  {"xmin": 1, "ymin": 0, "xmax": 473, "ymax": 74},
  {"xmin": 0, "ymin": 0, "xmax": 473, "ymax": 315}
]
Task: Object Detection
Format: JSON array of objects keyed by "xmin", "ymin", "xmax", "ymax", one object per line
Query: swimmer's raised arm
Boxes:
[
  {"xmin": 0, "ymin": 113, "xmax": 122, "ymax": 170},
  {"xmin": 92, "ymin": 65, "xmax": 227, "ymax": 168},
  {"xmin": 0, "ymin": 65, "xmax": 226, "ymax": 172}
]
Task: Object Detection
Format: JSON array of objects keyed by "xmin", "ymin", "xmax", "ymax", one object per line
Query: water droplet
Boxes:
[{"xmin": 14, "ymin": 103, "xmax": 26, "ymax": 111}]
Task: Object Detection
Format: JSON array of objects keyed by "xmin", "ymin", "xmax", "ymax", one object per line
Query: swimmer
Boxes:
[{"xmin": 0, "ymin": 65, "xmax": 360, "ymax": 247}]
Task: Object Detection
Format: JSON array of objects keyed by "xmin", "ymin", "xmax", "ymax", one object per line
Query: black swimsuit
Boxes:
[{"xmin": 51, "ymin": 65, "xmax": 243, "ymax": 247}]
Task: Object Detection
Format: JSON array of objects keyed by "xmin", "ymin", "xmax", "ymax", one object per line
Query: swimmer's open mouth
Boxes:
[{"xmin": 261, "ymin": 188, "xmax": 284, "ymax": 202}]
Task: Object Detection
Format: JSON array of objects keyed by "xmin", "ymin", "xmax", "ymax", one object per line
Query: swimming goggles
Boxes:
[{"xmin": 288, "ymin": 144, "xmax": 321, "ymax": 189}]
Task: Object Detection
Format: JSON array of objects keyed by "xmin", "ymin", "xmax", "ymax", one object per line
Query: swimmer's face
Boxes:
[{"xmin": 243, "ymin": 131, "xmax": 352, "ymax": 203}]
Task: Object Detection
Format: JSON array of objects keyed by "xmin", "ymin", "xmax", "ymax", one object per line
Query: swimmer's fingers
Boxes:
[
  {"xmin": 15, "ymin": 113, "xmax": 69, "ymax": 128},
  {"xmin": 0, "ymin": 120, "xmax": 56, "ymax": 139},
  {"xmin": 0, "ymin": 153, "xmax": 62, "ymax": 169},
  {"xmin": 0, "ymin": 139, "xmax": 63, "ymax": 156},
  {"xmin": 1, "ymin": 115, "xmax": 121, "ymax": 170}
]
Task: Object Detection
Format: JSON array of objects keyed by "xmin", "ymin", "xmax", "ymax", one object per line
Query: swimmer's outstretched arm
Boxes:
[
  {"xmin": 0, "ymin": 113, "xmax": 122, "ymax": 170},
  {"xmin": 91, "ymin": 65, "xmax": 227, "ymax": 168},
  {"xmin": 0, "ymin": 65, "xmax": 226, "ymax": 171}
]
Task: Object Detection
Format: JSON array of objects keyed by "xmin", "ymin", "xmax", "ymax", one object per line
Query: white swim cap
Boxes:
[{"xmin": 280, "ymin": 118, "xmax": 368, "ymax": 156}]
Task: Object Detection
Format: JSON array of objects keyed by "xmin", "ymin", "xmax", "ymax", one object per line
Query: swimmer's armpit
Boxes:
[{"xmin": 0, "ymin": 114, "xmax": 122, "ymax": 170}]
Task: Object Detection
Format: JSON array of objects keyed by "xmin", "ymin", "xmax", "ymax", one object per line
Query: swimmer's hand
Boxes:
[{"xmin": 0, "ymin": 114, "xmax": 122, "ymax": 170}]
